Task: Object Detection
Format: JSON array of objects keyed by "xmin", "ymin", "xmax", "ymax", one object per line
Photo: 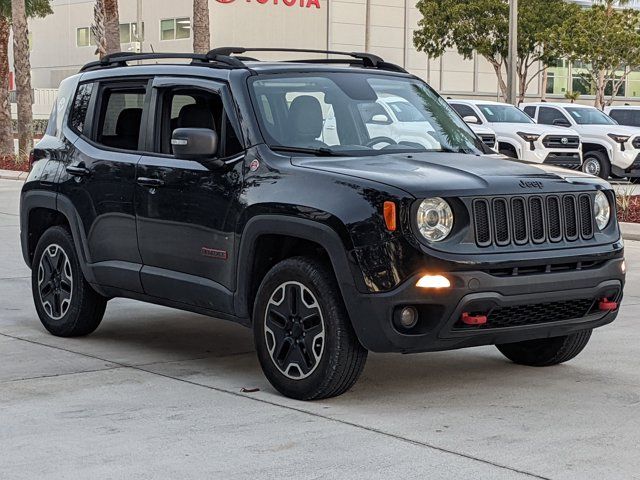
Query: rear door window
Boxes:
[
  {"xmin": 523, "ymin": 106, "xmax": 537, "ymax": 119},
  {"xmin": 94, "ymin": 85, "xmax": 147, "ymax": 151}
]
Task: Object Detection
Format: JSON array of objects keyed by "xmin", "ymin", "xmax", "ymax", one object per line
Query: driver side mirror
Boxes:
[
  {"xmin": 553, "ymin": 118, "xmax": 571, "ymax": 127},
  {"xmin": 171, "ymin": 128, "xmax": 218, "ymax": 160},
  {"xmin": 463, "ymin": 115, "xmax": 481, "ymax": 125},
  {"xmin": 369, "ymin": 114, "xmax": 392, "ymax": 125}
]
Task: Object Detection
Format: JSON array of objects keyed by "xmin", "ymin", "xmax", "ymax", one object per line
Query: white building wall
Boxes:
[{"xmin": 9, "ymin": 0, "xmax": 640, "ymax": 114}]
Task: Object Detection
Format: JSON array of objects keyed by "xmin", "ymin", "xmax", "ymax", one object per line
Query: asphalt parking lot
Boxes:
[{"xmin": 1, "ymin": 178, "xmax": 639, "ymax": 480}]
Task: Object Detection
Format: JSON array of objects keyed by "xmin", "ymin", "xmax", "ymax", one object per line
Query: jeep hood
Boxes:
[{"xmin": 293, "ymin": 152, "xmax": 608, "ymax": 198}]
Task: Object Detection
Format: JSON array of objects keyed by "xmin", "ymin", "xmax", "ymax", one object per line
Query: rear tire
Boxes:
[
  {"xmin": 32, "ymin": 226, "xmax": 107, "ymax": 337},
  {"xmin": 253, "ymin": 256, "xmax": 367, "ymax": 400},
  {"xmin": 496, "ymin": 330, "xmax": 592, "ymax": 367},
  {"xmin": 582, "ymin": 151, "xmax": 610, "ymax": 179}
]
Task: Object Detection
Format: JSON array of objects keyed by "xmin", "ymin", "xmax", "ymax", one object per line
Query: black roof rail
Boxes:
[
  {"xmin": 79, "ymin": 48, "xmax": 408, "ymax": 74},
  {"xmin": 206, "ymin": 47, "xmax": 408, "ymax": 73},
  {"xmin": 79, "ymin": 51, "xmax": 245, "ymax": 72}
]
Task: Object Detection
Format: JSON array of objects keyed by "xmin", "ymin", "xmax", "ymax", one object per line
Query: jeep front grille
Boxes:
[
  {"xmin": 472, "ymin": 194, "xmax": 595, "ymax": 247},
  {"xmin": 542, "ymin": 135, "xmax": 580, "ymax": 149}
]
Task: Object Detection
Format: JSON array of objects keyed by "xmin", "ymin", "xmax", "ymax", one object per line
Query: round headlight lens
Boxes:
[
  {"xmin": 594, "ymin": 191, "xmax": 611, "ymax": 230},
  {"xmin": 417, "ymin": 198, "xmax": 454, "ymax": 242}
]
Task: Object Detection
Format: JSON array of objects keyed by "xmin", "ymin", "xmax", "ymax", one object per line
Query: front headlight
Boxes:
[
  {"xmin": 607, "ymin": 133, "xmax": 631, "ymax": 144},
  {"xmin": 594, "ymin": 191, "xmax": 611, "ymax": 230},
  {"xmin": 417, "ymin": 198, "xmax": 454, "ymax": 242},
  {"xmin": 517, "ymin": 132, "xmax": 541, "ymax": 143}
]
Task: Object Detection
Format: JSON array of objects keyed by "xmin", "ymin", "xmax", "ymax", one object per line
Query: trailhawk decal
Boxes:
[{"xmin": 201, "ymin": 247, "xmax": 228, "ymax": 260}]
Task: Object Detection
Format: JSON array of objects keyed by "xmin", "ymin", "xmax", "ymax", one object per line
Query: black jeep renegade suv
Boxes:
[{"xmin": 20, "ymin": 48, "xmax": 625, "ymax": 400}]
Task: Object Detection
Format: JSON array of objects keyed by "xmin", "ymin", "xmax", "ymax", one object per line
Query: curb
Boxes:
[
  {"xmin": 620, "ymin": 222, "xmax": 640, "ymax": 242},
  {"xmin": 0, "ymin": 169, "xmax": 28, "ymax": 181}
]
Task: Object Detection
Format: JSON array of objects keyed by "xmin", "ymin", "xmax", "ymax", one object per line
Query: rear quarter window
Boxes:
[{"xmin": 68, "ymin": 83, "xmax": 95, "ymax": 136}]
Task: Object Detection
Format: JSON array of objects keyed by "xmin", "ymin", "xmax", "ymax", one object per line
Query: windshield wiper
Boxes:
[{"xmin": 270, "ymin": 145, "xmax": 346, "ymax": 157}]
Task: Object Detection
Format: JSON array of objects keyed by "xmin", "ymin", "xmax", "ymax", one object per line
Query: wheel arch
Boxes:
[
  {"xmin": 234, "ymin": 215, "xmax": 361, "ymax": 322},
  {"xmin": 21, "ymin": 191, "xmax": 98, "ymax": 285},
  {"xmin": 582, "ymin": 142, "xmax": 611, "ymax": 161}
]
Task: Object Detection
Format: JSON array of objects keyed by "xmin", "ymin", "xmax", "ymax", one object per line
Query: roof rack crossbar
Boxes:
[
  {"xmin": 206, "ymin": 47, "xmax": 406, "ymax": 72},
  {"xmin": 281, "ymin": 58, "xmax": 407, "ymax": 73},
  {"xmin": 80, "ymin": 51, "xmax": 245, "ymax": 72}
]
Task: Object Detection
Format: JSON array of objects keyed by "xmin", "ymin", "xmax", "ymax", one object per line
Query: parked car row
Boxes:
[{"xmin": 443, "ymin": 98, "xmax": 640, "ymax": 181}]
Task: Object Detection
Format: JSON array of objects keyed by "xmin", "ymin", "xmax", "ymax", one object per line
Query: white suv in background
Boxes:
[
  {"xmin": 448, "ymin": 99, "xmax": 582, "ymax": 169},
  {"xmin": 604, "ymin": 105, "xmax": 640, "ymax": 128},
  {"xmin": 323, "ymin": 96, "xmax": 498, "ymax": 150},
  {"xmin": 522, "ymin": 102, "xmax": 640, "ymax": 180}
]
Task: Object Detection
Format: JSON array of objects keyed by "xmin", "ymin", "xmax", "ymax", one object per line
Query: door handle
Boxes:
[
  {"xmin": 137, "ymin": 177, "xmax": 165, "ymax": 188},
  {"xmin": 66, "ymin": 164, "xmax": 90, "ymax": 177}
]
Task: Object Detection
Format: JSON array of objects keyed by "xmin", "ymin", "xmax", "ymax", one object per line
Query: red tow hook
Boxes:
[
  {"xmin": 598, "ymin": 298, "xmax": 618, "ymax": 311},
  {"xmin": 461, "ymin": 312, "xmax": 488, "ymax": 326}
]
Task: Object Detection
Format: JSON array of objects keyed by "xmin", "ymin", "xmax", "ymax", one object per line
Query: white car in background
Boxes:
[
  {"xmin": 604, "ymin": 105, "xmax": 640, "ymax": 127},
  {"xmin": 522, "ymin": 102, "xmax": 640, "ymax": 180},
  {"xmin": 448, "ymin": 99, "xmax": 583, "ymax": 170},
  {"xmin": 322, "ymin": 96, "xmax": 497, "ymax": 151}
]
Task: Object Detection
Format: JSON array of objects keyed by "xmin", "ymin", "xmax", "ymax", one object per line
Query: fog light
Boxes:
[
  {"xmin": 399, "ymin": 306, "xmax": 418, "ymax": 329},
  {"xmin": 416, "ymin": 274, "xmax": 451, "ymax": 289},
  {"xmin": 621, "ymin": 260, "xmax": 626, "ymax": 274}
]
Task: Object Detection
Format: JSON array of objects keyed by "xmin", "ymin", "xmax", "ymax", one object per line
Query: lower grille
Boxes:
[{"xmin": 455, "ymin": 298, "xmax": 596, "ymax": 330}]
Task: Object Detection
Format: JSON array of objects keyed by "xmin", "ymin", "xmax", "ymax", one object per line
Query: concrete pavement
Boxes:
[{"xmin": 1, "ymin": 178, "xmax": 639, "ymax": 480}]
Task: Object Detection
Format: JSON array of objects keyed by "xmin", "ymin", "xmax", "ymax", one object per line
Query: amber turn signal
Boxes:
[{"xmin": 383, "ymin": 201, "xmax": 397, "ymax": 231}]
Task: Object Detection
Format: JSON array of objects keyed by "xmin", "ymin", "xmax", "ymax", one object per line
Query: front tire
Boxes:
[
  {"xmin": 253, "ymin": 257, "xmax": 367, "ymax": 400},
  {"xmin": 582, "ymin": 151, "xmax": 610, "ymax": 179},
  {"xmin": 32, "ymin": 226, "xmax": 107, "ymax": 337},
  {"xmin": 496, "ymin": 330, "xmax": 592, "ymax": 367}
]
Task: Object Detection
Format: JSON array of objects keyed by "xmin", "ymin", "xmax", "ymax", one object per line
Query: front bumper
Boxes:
[
  {"xmin": 543, "ymin": 152, "xmax": 582, "ymax": 169},
  {"xmin": 346, "ymin": 257, "xmax": 625, "ymax": 353}
]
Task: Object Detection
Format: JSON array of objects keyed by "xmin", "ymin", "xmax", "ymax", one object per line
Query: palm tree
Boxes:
[
  {"xmin": 0, "ymin": 1, "xmax": 50, "ymax": 161},
  {"xmin": 102, "ymin": 0, "xmax": 120, "ymax": 56},
  {"xmin": 0, "ymin": 14, "xmax": 12, "ymax": 156},
  {"xmin": 564, "ymin": 91, "xmax": 581, "ymax": 103},
  {"xmin": 193, "ymin": 0, "xmax": 210, "ymax": 54},
  {"xmin": 12, "ymin": 0, "xmax": 33, "ymax": 162}
]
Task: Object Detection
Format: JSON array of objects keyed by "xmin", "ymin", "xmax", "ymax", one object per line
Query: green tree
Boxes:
[
  {"xmin": 413, "ymin": 0, "xmax": 580, "ymax": 103},
  {"xmin": 548, "ymin": 0, "xmax": 640, "ymax": 109},
  {"xmin": 0, "ymin": 0, "xmax": 51, "ymax": 159}
]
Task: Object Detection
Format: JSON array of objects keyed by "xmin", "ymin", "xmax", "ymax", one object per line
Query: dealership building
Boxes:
[{"xmin": 9, "ymin": 0, "xmax": 640, "ymax": 118}]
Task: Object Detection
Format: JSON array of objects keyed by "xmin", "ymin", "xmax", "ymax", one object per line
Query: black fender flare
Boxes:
[
  {"xmin": 20, "ymin": 190, "xmax": 57, "ymax": 267},
  {"xmin": 233, "ymin": 215, "xmax": 362, "ymax": 321},
  {"xmin": 21, "ymin": 191, "xmax": 99, "ymax": 286}
]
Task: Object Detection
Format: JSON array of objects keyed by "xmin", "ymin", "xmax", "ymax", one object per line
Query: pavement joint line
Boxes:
[
  {"xmin": 0, "ymin": 330, "xmax": 551, "ymax": 480},
  {"xmin": 0, "ymin": 366, "xmax": 124, "ymax": 385}
]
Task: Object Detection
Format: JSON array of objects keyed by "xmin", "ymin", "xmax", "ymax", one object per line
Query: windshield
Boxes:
[
  {"xmin": 477, "ymin": 104, "xmax": 533, "ymax": 124},
  {"xmin": 566, "ymin": 107, "xmax": 616, "ymax": 125},
  {"xmin": 249, "ymin": 73, "xmax": 486, "ymax": 156}
]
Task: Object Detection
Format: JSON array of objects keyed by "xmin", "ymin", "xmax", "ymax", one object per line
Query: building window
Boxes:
[
  {"xmin": 77, "ymin": 23, "xmax": 143, "ymax": 47},
  {"xmin": 160, "ymin": 18, "xmax": 191, "ymax": 41},
  {"xmin": 120, "ymin": 22, "xmax": 144, "ymax": 43},
  {"xmin": 546, "ymin": 59, "xmax": 569, "ymax": 95},
  {"xmin": 76, "ymin": 27, "xmax": 95, "ymax": 47}
]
